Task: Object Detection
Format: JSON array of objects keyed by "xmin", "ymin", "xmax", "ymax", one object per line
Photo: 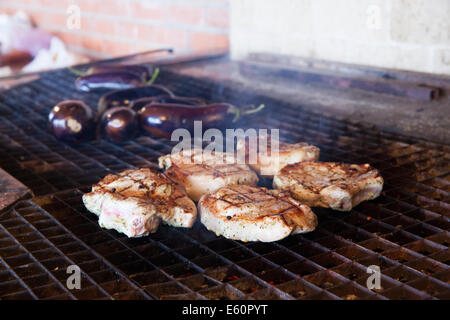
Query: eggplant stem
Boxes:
[
  {"xmin": 230, "ymin": 104, "xmax": 264, "ymax": 123},
  {"xmin": 146, "ymin": 67, "xmax": 160, "ymax": 85},
  {"xmin": 68, "ymin": 67, "xmax": 87, "ymax": 77},
  {"xmin": 242, "ymin": 104, "xmax": 265, "ymax": 115},
  {"xmin": 231, "ymin": 107, "xmax": 241, "ymax": 123}
]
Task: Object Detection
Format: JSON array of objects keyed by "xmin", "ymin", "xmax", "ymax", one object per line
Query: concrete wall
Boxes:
[{"xmin": 230, "ymin": 0, "xmax": 450, "ymax": 75}]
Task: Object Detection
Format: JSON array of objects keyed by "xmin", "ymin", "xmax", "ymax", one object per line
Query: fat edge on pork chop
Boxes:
[
  {"xmin": 198, "ymin": 184, "xmax": 318, "ymax": 242},
  {"xmin": 273, "ymin": 162, "xmax": 384, "ymax": 211},
  {"xmin": 158, "ymin": 149, "xmax": 259, "ymax": 201},
  {"xmin": 236, "ymin": 135, "xmax": 320, "ymax": 176},
  {"xmin": 82, "ymin": 168, "xmax": 197, "ymax": 237}
]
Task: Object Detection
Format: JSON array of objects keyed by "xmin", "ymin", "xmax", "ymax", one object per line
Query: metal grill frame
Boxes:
[{"xmin": 0, "ymin": 66, "xmax": 449, "ymax": 300}]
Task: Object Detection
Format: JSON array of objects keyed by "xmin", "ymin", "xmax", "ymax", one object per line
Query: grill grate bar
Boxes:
[
  {"xmin": 0, "ymin": 222, "xmax": 77, "ymax": 299},
  {"xmin": 53, "ymin": 191, "xmax": 205, "ymax": 299},
  {"xmin": 31, "ymin": 201, "xmax": 154, "ymax": 299},
  {"xmin": 0, "ymin": 257, "xmax": 39, "ymax": 299},
  {"xmin": 10, "ymin": 203, "xmax": 118, "ymax": 299},
  {"xmin": 167, "ymin": 226, "xmax": 299, "ymax": 299},
  {"xmin": 32, "ymin": 196, "xmax": 155, "ymax": 300},
  {"xmin": 0, "ymin": 67, "xmax": 448, "ymax": 299}
]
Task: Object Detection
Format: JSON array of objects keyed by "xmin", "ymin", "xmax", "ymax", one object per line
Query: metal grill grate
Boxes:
[{"xmin": 0, "ymin": 67, "xmax": 449, "ymax": 300}]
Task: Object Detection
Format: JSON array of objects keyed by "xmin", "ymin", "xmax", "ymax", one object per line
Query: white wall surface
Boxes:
[{"xmin": 230, "ymin": 0, "xmax": 450, "ymax": 75}]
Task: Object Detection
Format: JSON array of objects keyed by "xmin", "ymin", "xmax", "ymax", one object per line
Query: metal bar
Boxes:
[
  {"xmin": 0, "ymin": 224, "xmax": 77, "ymax": 300},
  {"xmin": 0, "ymin": 68, "xmax": 448, "ymax": 300},
  {"xmin": 28, "ymin": 200, "xmax": 153, "ymax": 300},
  {"xmin": 82, "ymin": 48, "xmax": 174, "ymax": 66},
  {"xmin": 0, "ymin": 257, "xmax": 39, "ymax": 299},
  {"xmin": 0, "ymin": 48, "xmax": 174, "ymax": 81},
  {"xmin": 239, "ymin": 62, "xmax": 441, "ymax": 100}
]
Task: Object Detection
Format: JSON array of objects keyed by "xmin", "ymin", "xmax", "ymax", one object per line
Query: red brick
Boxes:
[
  {"xmin": 201, "ymin": 0, "xmax": 229, "ymax": 3},
  {"xmin": 77, "ymin": 0, "xmax": 100, "ymax": 13},
  {"xmin": 190, "ymin": 32, "xmax": 229, "ymax": 52},
  {"xmin": 138, "ymin": 24, "xmax": 188, "ymax": 48},
  {"xmin": 115, "ymin": 21, "xmax": 138, "ymax": 39},
  {"xmin": 166, "ymin": 4, "xmax": 203, "ymax": 26},
  {"xmin": 99, "ymin": 0, "xmax": 132, "ymax": 18},
  {"xmin": 0, "ymin": 0, "xmax": 230, "ymax": 57},
  {"xmin": 134, "ymin": 43, "xmax": 157, "ymax": 53},
  {"xmin": 1, "ymin": 0, "xmax": 40, "ymax": 7},
  {"xmin": 78, "ymin": 0, "xmax": 129, "ymax": 17},
  {"xmin": 54, "ymin": 31, "xmax": 83, "ymax": 47},
  {"xmin": 0, "ymin": 8, "xmax": 16, "ymax": 15},
  {"xmin": 92, "ymin": 17, "xmax": 117, "ymax": 37},
  {"xmin": 204, "ymin": 6, "xmax": 229, "ymax": 30},
  {"xmin": 80, "ymin": 34, "xmax": 103, "ymax": 53},
  {"xmin": 137, "ymin": 24, "xmax": 156, "ymax": 42},
  {"xmin": 101, "ymin": 38, "xmax": 134, "ymax": 56},
  {"xmin": 40, "ymin": 0, "xmax": 68, "ymax": 10},
  {"xmin": 45, "ymin": 12, "xmax": 67, "ymax": 27},
  {"xmin": 80, "ymin": 16, "xmax": 94, "ymax": 32},
  {"xmin": 132, "ymin": 2, "xmax": 167, "ymax": 21},
  {"xmin": 159, "ymin": 28, "xmax": 188, "ymax": 48}
]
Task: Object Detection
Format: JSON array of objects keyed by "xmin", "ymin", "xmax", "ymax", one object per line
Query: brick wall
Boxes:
[
  {"xmin": 0, "ymin": 0, "xmax": 229, "ymax": 58},
  {"xmin": 230, "ymin": 0, "xmax": 450, "ymax": 75},
  {"xmin": 2, "ymin": 0, "xmax": 448, "ymax": 76}
]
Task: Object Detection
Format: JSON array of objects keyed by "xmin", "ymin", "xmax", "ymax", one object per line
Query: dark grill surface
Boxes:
[{"xmin": 0, "ymin": 66, "xmax": 449, "ymax": 300}]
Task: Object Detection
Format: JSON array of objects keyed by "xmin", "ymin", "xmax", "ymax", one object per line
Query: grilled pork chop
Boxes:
[
  {"xmin": 198, "ymin": 185, "xmax": 318, "ymax": 242},
  {"xmin": 158, "ymin": 149, "xmax": 259, "ymax": 201},
  {"xmin": 236, "ymin": 135, "xmax": 320, "ymax": 176},
  {"xmin": 273, "ymin": 162, "xmax": 383, "ymax": 211},
  {"xmin": 82, "ymin": 168, "xmax": 197, "ymax": 237}
]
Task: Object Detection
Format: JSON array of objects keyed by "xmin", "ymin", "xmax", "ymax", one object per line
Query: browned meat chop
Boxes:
[
  {"xmin": 236, "ymin": 135, "xmax": 319, "ymax": 176},
  {"xmin": 82, "ymin": 168, "xmax": 197, "ymax": 237},
  {"xmin": 159, "ymin": 149, "xmax": 258, "ymax": 201},
  {"xmin": 273, "ymin": 162, "xmax": 383, "ymax": 211},
  {"xmin": 198, "ymin": 185, "xmax": 318, "ymax": 242}
]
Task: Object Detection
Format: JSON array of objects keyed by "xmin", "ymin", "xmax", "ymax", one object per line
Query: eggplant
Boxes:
[
  {"xmin": 97, "ymin": 84, "xmax": 174, "ymax": 116},
  {"xmin": 138, "ymin": 102, "xmax": 265, "ymax": 138},
  {"xmin": 90, "ymin": 65, "xmax": 151, "ymax": 80},
  {"xmin": 71, "ymin": 64, "xmax": 152, "ymax": 80},
  {"xmin": 130, "ymin": 95, "xmax": 205, "ymax": 111},
  {"xmin": 75, "ymin": 67, "xmax": 159, "ymax": 93},
  {"xmin": 151, "ymin": 96, "xmax": 206, "ymax": 105},
  {"xmin": 75, "ymin": 72, "xmax": 144, "ymax": 92},
  {"xmin": 75, "ymin": 64, "xmax": 154, "ymax": 81},
  {"xmin": 99, "ymin": 107, "xmax": 138, "ymax": 143},
  {"xmin": 48, "ymin": 100, "xmax": 95, "ymax": 143}
]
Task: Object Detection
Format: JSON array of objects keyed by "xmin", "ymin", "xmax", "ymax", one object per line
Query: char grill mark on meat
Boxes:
[
  {"xmin": 236, "ymin": 135, "xmax": 320, "ymax": 176},
  {"xmin": 273, "ymin": 162, "xmax": 384, "ymax": 211},
  {"xmin": 158, "ymin": 149, "xmax": 259, "ymax": 202},
  {"xmin": 198, "ymin": 185, "xmax": 318, "ymax": 242},
  {"xmin": 82, "ymin": 168, "xmax": 197, "ymax": 237}
]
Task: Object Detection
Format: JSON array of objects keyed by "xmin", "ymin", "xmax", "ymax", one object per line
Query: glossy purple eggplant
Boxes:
[
  {"xmin": 75, "ymin": 72, "xmax": 145, "ymax": 92},
  {"xmin": 71, "ymin": 64, "xmax": 152, "ymax": 81},
  {"xmin": 97, "ymin": 84, "xmax": 174, "ymax": 116},
  {"xmin": 130, "ymin": 95, "xmax": 205, "ymax": 111},
  {"xmin": 89, "ymin": 65, "xmax": 151, "ymax": 80},
  {"xmin": 48, "ymin": 100, "xmax": 95, "ymax": 143},
  {"xmin": 137, "ymin": 102, "xmax": 264, "ymax": 138},
  {"xmin": 99, "ymin": 107, "xmax": 139, "ymax": 143}
]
